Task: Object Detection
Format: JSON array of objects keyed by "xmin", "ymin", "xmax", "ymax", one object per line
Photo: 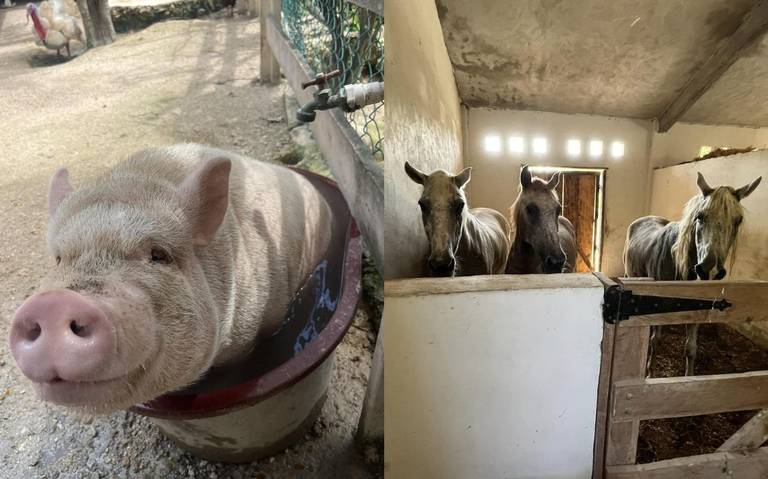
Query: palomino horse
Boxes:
[
  {"xmin": 624, "ymin": 172, "xmax": 762, "ymax": 375},
  {"xmin": 505, "ymin": 166, "xmax": 577, "ymax": 274},
  {"xmin": 404, "ymin": 162, "xmax": 511, "ymax": 277}
]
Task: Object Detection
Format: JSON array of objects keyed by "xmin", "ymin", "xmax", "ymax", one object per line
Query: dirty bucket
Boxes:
[{"xmin": 130, "ymin": 169, "xmax": 362, "ymax": 463}]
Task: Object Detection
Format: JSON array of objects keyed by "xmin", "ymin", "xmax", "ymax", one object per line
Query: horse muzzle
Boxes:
[
  {"xmin": 429, "ymin": 257, "xmax": 456, "ymax": 278},
  {"xmin": 694, "ymin": 263, "xmax": 726, "ymax": 280},
  {"xmin": 543, "ymin": 255, "xmax": 565, "ymax": 274}
]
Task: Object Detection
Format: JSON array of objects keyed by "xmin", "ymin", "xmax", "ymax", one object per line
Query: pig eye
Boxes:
[{"xmin": 150, "ymin": 247, "xmax": 172, "ymax": 265}]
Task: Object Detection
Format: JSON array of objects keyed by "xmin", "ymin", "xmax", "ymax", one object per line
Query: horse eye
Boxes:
[
  {"xmin": 55, "ymin": 256, "xmax": 61, "ymax": 265},
  {"xmin": 735, "ymin": 217, "xmax": 743, "ymax": 226},
  {"xmin": 150, "ymin": 247, "xmax": 173, "ymax": 265},
  {"xmin": 526, "ymin": 204, "xmax": 539, "ymax": 218},
  {"xmin": 418, "ymin": 199, "xmax": 430, "ymax": 213},
  {"xmin": 454, "ymin": 200, "xmax": 465, "ymax": 215},
  {"xmin": 556, "ymin": 205, "xmax": 563, "ymax": 216},
  {"xmin": 696, "ymin": 213, "xmax": 705, "ymax": 223}
]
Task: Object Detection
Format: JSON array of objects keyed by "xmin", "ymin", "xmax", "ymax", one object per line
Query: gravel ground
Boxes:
[{"xmin": 0, "ymin": 7, "xmax": 380, "ymax": 478}]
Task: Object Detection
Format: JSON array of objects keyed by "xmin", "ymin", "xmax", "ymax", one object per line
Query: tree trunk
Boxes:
[{"xmin": 76, "ymin": 0, "xmax": 115, "ymax": 48}]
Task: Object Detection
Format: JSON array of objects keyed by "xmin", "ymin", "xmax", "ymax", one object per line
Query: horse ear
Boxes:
[
  {"xmin": 454, "ymin": 167, "xmax": 472, "ymax": 189},
  {"xmin": 735, "ymin": 176, "xmax": 762, "ymax": 201},
  {"xmin": 520, "ymin": 165, "xmax": 532, "ymax": 189},
  {"xmin": 404, "ymin": 161, "xmax": 427, "ymax": 185},
  {"xmin": 547, "ymin": 172, "xmax": 560, "ymax": 190},
  {"xmin": 697, "ymin": 172, "xmax": 714, "ymax": 197}
]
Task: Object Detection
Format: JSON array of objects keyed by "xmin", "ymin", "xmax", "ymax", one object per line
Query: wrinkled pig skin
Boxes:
[{"xmin": 9, "ymin": 144, "xmax": 332, "ymax": 413}]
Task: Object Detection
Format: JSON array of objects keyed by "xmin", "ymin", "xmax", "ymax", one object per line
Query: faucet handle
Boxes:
[{"xmin": 301, "ymin": 70, "xmax": 341, "ymax": 89}]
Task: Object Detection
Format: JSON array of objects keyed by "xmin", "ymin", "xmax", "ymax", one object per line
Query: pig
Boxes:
[{"xmin": 9, "ymin": 144, "xmax": 332, "ymax": 413}]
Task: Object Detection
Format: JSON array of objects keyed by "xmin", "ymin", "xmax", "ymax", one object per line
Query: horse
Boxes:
[
  {"xmin": 404, "ymin": 162, "xmax": 511, "ymax": 277},
  {"xmin": 624, "ymin": 172, "xmax": 762, "ymax": 376},
  {"xmin": 505, "ymin": 165, "xmax": 578, "ymax": 274}
]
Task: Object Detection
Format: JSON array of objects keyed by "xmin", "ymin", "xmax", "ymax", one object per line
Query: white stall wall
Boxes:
[
  {"xmin": 649, "ymin": 151, "xmax": 768, "ymax": 280},
  {"xmin": 384, "ymin": 0, "xmax": 465, "ymax": 279},
  {"xmin": 465, "ymin": 109, "xmax": 654, "ymax": 276},
  {"xmin": 384, "ymin": 274, "xmax": 604, "ymax": 479},
  {"xmin": 650, "ymin": 122, "xmax": 768, "ymax": 169}
]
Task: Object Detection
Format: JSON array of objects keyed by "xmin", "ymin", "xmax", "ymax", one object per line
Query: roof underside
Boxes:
[{"xmin": 436, "ymin": 0, "xmax": 768, "ymax": 127}]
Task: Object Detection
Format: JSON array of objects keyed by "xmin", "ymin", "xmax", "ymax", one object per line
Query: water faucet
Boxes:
[{"xmin": 297, "ymin": 70, "xmax": 384, "ymax": 123}]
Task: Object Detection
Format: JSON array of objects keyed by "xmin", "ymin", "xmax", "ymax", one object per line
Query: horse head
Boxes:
[
  {"xmin": 512, "ymin": 166, "xmax": 566, "ymax": 274},
  {"xmin": 675, "ymin": 172, "xmax": 762, "ymax": 280},
  {"xmin": 405, "ymin": 162, "xmax": 471, "ymax": 277}
]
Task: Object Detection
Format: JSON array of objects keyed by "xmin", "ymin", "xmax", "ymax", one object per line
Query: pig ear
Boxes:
[
  {"xmin": 48, "ymin": 167, "xmax": 73, "ymax": 216},
  {"xmin": 735, "ymin": 176, "xmax": 762, "ymax": 201},
  {"xmin": 180, "ymin": 158, "xmax": 232, "ymax": 246}
]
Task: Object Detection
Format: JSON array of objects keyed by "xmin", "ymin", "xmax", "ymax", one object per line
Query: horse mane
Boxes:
[
  {"xmin": 460, "ymin": 210, "xmax": 502, "ymax": 270},
  {"xmin": 671, "ymin": 187, "xmax": 743, "ymax": 278}
]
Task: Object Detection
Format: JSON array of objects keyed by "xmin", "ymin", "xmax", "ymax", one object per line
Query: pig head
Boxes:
[{"xmin": 9, "ymin": 144, "xmax": 332, "ymax": 413}]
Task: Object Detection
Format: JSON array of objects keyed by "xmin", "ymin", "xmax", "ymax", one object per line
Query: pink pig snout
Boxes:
[{"xmin": 10, "ymin": 289, "xmax": 115, "ymax": 383}]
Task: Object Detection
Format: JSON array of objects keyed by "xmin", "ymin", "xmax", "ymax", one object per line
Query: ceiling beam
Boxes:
[{"xmin": 656, "ymin": 0, "xmax": 768, "ymax": 133}]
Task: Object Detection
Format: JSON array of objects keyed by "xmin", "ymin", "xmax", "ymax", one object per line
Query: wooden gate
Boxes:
[{"xmin": 593, "ymin": 274, "xmax": 768, "ymax": 478}]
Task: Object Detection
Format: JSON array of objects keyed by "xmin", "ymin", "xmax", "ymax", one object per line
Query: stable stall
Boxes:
[{"xmin": 385, "ymin": 0, "xmax": 768, "ymax": 477}]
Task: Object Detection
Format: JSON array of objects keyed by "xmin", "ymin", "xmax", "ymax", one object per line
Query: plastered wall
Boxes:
[
  {"xmin": 464, "ymin": 109, "xmax": 654, "ymax": 276},
  {"xmin": 650, "ymin": 123, "xmax": 768, "ymax": 169},
  {"xmin": 649, "ymin": 151, "xmax": 768, "ymax": 280},
  {"xmin": 384, "ymin": 0, "xmax": 465, "ymax": 280},
  {"xmin": 385, "ymin": 274, "xmax": 604, "ymax": 478}
]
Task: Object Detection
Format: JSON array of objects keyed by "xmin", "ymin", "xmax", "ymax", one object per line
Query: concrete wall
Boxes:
[
  {"xmin": 649, "ymin": 151, "xmax": 768, "ymax": 280},
  {"xmin": 384, "ymin": 0, "xmax": 464, "ymax": 280},
  {"xmin": 384, "ymin": 274, "xmax": 604, "ymax": 478},
  {"xmin": 650, "ymin": 123, "xmax": 768, "ymax": 169},
  {"xmin": 464, "ymin": 108, "xmax": 654, "ymax": 276}
]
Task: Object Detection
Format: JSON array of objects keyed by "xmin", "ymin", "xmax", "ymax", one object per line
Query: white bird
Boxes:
[{"xmin": 26, "ymin": 1, "xmax": 84, "ymax": 57}]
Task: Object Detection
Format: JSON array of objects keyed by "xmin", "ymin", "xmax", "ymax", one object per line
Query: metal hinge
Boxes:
[{"xmin": 602, "ymin": 282, "xmax": 732, "ymax": 324}]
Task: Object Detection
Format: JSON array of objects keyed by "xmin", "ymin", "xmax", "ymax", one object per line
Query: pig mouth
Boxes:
[{"xmin": 35, "ymin": 370, "xmax": 140, "ymax": 407}]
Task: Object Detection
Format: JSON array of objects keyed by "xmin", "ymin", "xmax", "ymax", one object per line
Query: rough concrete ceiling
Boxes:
[
  {"xmin": 436, "ymin": 0, "xmax": 768, "ymax": 127},
  {"xmin": 681, "ymin": 33, "xmax": 768, "ymax": 127}
]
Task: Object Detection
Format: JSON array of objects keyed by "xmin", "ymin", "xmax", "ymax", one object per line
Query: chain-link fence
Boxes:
[{"xmin": 282, "ymin": 0, "xmax": 384, "ymax": 161}]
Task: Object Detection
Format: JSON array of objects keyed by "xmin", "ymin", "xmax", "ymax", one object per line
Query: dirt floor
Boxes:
[
  {"xmin": 0, "ymin": 6, "xmax": 380, "ymax": 478},
  {"xmin": 637, "ymin": 323, "xmax": 768, "ymax": 463}
]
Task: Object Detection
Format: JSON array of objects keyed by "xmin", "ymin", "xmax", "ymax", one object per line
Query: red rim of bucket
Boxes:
[{"xmin": 130, "ymin": 170, "xmax": 362, "ymax": 420}]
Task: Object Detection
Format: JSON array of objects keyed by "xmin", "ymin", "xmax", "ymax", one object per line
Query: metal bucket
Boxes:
[{"xmin": 130, "ymin": 169, "xmax": 362, "ymax": 463}]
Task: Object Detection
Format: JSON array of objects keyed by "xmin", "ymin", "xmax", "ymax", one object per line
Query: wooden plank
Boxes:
[
  {"xmin": 606, "ymin": 325, "xmax": 650, "ymax": 465},
  {"xmin": 563, "ymin": 173, "xmax": 597, "ymax": 273},
  {"xmin": 617, "ymin": 280, "xmax": 768, "ymax": 327},
  {"xmin": 613, "ymin": 371, "xmax": 768, "ymax": 421},
  {"xmin": 718, "ymin": 409, "xmax": 768, "ymax": 452},
  {"xmin": 260, "ymin": 0, "xmax": 281, "ymax": 84},
  {"xmin": 593, "ymin": 271, "xmax": 622, "ymax": 477},
  {"xmin": 357, "ymin": 320, "xmax": 384, "ymax": 443},
  {"xmin": 593, "ymin": 321, "xmax": 617, "ymax": 479},
  {"xmin": 656, "ymin": 1, "xmax": 768, "ymax": 132},
  {"xmin": 606, "ymin": 447, "xmax": 768, "ymax": 479},
  {"xmin": 384, "ymin": 273, "xmax": 602, "ymax": 298},
  {"xmin": 266, "ymin": 15, "xmax": 384, "ymax": 269}
]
